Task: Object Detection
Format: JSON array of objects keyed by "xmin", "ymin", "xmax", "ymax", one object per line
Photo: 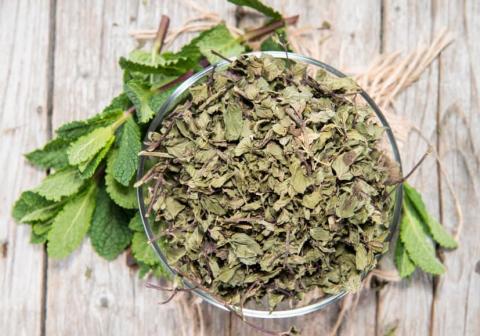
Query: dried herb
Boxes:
[
  {"xmin": 139, "ymin": 55, "xmax": 398, "ymax": 309},
  {"xmin": 9, "ymin": 0, "xmax": 457, "ymax": 299}
]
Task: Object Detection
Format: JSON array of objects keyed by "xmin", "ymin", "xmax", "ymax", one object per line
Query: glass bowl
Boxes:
[{"xmin": 136, "ymin": 51, "xmax": 403, "ymax": 318}]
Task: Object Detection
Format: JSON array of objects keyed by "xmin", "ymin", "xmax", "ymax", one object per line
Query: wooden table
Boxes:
[{"xmin": 1, "ymin": 1, "xmax": 479, "ymax": 335}]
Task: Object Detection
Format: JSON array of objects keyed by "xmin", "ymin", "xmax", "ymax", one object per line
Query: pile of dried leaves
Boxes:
[{"xmin": 140, "ymin": 55, "xmax": 398, "ymax": 310}]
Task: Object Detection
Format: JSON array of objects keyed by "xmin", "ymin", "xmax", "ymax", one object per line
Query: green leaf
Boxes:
[
  {"xmin": 404, "ymin": 183, "xmax": 458, "ymax": 249},
  {"xmin": 21, "ymin": 202, "xmax": 63, "ymax": 224},
  {"xmin": 395, "ymin": 239, "xmax": 416, "ymax": 278},
  {"xmin": 67, "ymin": 126, "xmax": 115, "ymax": 166},
  {"xmin": 25, "ymin": 137, "xmax": 70, "ymax": 170},
  {"xmin": 105, "ymin": 150, "xmax": 137, "ymax": 209},
  {"xmin": 124, "ymin": 80, "xmax": 155, "ymax": 123},
  {"xmin": 12, "ymin": 191, "xmax": 50, "ymax": 222},
  {"xmin": 56, "ymin": 94, "xmax": 128, "ymax": 140},
  {"xmin": 90, "ymin": 184, "xmax": 132, "ymax": 260},
  {"xmin": 227, "ymin": 0, "xmax": 282, "ymax": 19},
  {"xmin": 31, "ymin": 230, "xmax": 49, "ymax": 244},
  {"xmin": 119, "ymin": 50, "xmax": 186, "ymax": 76},
  {"xmin": 131, "ymin": 231, "xmax": 157, "ymax": 266},
  {"xmin": 78, "ymin": 136, "xmax": 115, "ymax": 179},
  {"xmin": 128, "ymin": 212, "xmax": 144, "ymax": 232},
  {"xmin": 196, "ymin": 24, "xmax": 246, "ymax": 64},
  {"xmin": 33, "ymin": 167, "xmax": 85, "ymax": 201},
  {"xmin": 400, "ymin": 199, "xmax": 445, "ymax": 275},
  {"xmin": 112, "ymin": 116, "xmax": 141, "ymax": 186},
  {"xmin": 149, "ymin": 87, "xmax": 176, "ymax": 113},
  {"xmin": 47, "ymin": 183, "xmax": 97, "ymax": 258}
]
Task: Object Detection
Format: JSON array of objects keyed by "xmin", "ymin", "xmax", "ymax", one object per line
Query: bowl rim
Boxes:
[{"xmin": 136, "ymin": 51, "xmax": 403, "ymax": 319}]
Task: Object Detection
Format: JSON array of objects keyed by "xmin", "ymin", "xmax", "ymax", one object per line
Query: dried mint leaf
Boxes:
[{"xmin": 113, "ymin": 55, "xmax": 398, "ymax": 309}]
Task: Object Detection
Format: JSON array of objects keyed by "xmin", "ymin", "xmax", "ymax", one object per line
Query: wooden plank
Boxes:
[
  {"xmin": 45, "ymin": 1, "xmax": 233, "ymax": 335},
  {"xmin": 431, "ymin": 0, "xmax": 480, "ymax": 335},
  {"xmin": 229, "ymin": 1, "xmax": 381, "ymax": 335},
  {"xmin": 376, "ymin": 1, "xmax": 439, "ymax": 335},
  {"xmin": 0, "ymin": 1, "xmax": 52, "ymax": 335}
]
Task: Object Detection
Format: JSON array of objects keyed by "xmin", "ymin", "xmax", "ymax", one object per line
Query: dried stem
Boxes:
[
  {"xmin": 389, "ymin": 147, "xmax": 431, "ymax": 186},
  {"xmin": 210, "ymin": 50, "xmax": 233, "ymax": 63}
]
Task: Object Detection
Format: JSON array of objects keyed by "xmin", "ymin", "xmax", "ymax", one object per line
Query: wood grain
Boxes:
[
  {"xmin": 0, "ymin": 1, "xmax": 52, "ymax": 335},
  {"xmin": 45, "ymin": 1, "xmax": 231, "ymax": 335},
  {"xmin": 432, "ymin": 0, "xmax": 480, "ymax": 335},
  {"xmin": 376, "ymin": 1, "xmax": 439, "ymax": 335}
]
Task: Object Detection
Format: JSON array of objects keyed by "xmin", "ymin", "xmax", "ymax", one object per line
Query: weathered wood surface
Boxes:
[
  {"xmin": 0, "ymin": 1, "xmax": 52, "ymax": 335},
  {"xmin": 377, "ymin": 1, "xmax": 438, "ymax": 335},
  {"xmin": 0, "ymin": 1, "xmax": 479, "ymax": 335}
]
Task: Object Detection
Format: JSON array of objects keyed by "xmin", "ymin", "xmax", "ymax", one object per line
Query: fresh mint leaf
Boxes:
[
  {"xmin": 33, "ymin": 167, "xmax": 85, "ymax": 202},
  {"xmin": 67, "ymin": 126, "xmax": 115, "ymax": 166},
  {"xmin": 119, "ymin": 50, "xmax": 186, "ymax": 76},
  {"xmin": 112, "ymin": 116, "xmax": 141, "ymax": 186},
  {"xmin": 128, "ymin": 212, "xmax": 144, "ymax": 232},
  {"xmin": 404, "ymin": 183, "xmax": 458, "ymax": 249},
  {"xmin": 20, "ymin": 202, "xmax": 64, "ymax": 224},
  {"xmin": 105, "ymin": 150, "xmax": 137, "ymax": 209},
  {"xmin": 227, "ymin": 0, "xmax": 282, "ymax": 20},
  {"xmin": 56, "ymin": 95, "xmax": 127, "ymax": 141},
  {"xmin": 13, "ymin": 191, "xmax": 52, "ymax": 222},
  {"xmin": 196, "ymin": 24, "xmax": 246, "ymax": 64},
  {"xmin": 400, "ymin": 199, "xmax": 445, "ymax": 275},
  {"xmin": 32, "ymin": 220, "xmax": 52, "ymax": 236},
  {"xmin": 124, "ymin": 80, "xmax": 156, "ymax": 123},
  {"xmin": 47, "ymin": 183, "xmax": 97, "ymax": 258},
  {"xmin": 131, "ymin": 231, "xmax": 157, "ymax": 266},
  {"xmin": 78, "ymin": 137, "xmax": 115, "ymax": 179},
  {"xmin": 395, "ymin": 239, "xmax": 416, "ymax": 278},
  {"xmin": 149, "ymin": 87, "xmax": 176, "ymax": 113},
  {"xmin": 25, "ymin": 137, "xmax": 70, "ymax": 170},
  {"xmin": 90, "ymin": 184, "xmax": 132, "ymax": 260},
  {"xmin": 31, "ymin": 230, "xmax": 49, "ymax": 244}
]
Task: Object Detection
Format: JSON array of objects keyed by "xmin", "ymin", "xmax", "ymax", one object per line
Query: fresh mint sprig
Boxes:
[{"xmin": 11, "ymin": 1, "xmax": 298, "ymax": 277}]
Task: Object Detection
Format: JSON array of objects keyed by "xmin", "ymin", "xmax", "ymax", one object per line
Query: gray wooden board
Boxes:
[
  {"xmin": 0, "ymin": 0, "xmax": 52, "ymax": 335},
  {"xmin": 0, "ymin": 0, "xmax": 479, "ymax": 335},
  {"xmin": 377, "ymin": 1, "xmax": 438, "ymax": 335}
]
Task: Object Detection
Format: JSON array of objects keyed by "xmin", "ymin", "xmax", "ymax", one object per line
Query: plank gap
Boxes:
[
  {"xmin": 379, "ymin": 0, "xmax": 385, "ymax": 53},
  {"xmin": 41, "ymin": 0, "xmax": 58, "ymax": 334},
  {"xmin": 430, "ymin": 19, "xmax": 444, "ymax": 336}
]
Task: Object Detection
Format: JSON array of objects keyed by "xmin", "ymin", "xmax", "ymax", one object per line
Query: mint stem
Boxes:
[
  {"xmin": 152, "ymin": 15, "xmax": 170, "ymax": 58},
  {"xmin": 241, "ymin": 15, "xmax": 299, "ymax": 42}
]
